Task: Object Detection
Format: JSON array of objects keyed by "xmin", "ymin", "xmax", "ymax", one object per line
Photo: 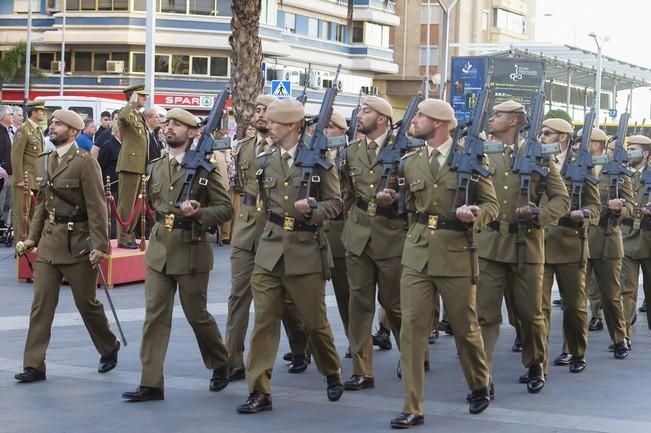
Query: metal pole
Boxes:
[
  {"xmin": 425, "ymin": 1, "xmax": 430, "ymax": 99},
  {"xmin": 594, "ymin": 42, "xmax": 602, "ymax": 125},
  {"xmin": 59, "ymin": 0, "xmax": 67, "ymax": 96},
  {"xmin": 566, "ymin": 69, "xmax": 572, "ymax": 114},
  {"xmin": 144, "ymin": 0, "xmax": 156, "ymax": 108},
  {"xmin": 23, "ymin": 0, "xmax": 33, "ymax": 107},
  {"xmin": 439, "ymin": 0, "xmax": 458, "ymax": 101}
]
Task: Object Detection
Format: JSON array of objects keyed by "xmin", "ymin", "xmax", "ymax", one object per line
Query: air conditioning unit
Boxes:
[
  {"xmin": 46, "ymin": 0, "xmax": 62, "ymax": 12},
  {"xmin": 106, "ymin": 60, "xmax": 125, "ymax": 73},
  {"xmin": 50, "ymin": 60, "xmax": 63, "ymax": 72},
  {"xmin": 322, "ymin": 78, "xmax": 334, "ymax": 89},
  {"xmin": 362, "ymin": 86, "xmax": 380, "ymax": 96},
  {"xmin": 308, "ymin": 70, "xmax": 321, "ymax": 88}
]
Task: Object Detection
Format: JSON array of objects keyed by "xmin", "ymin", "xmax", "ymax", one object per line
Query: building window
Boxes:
[
  {"xmin": 335, "ymin": 23, "xmax": 345, "ymax": 42},
  {"xmin": 111, "ymin": 52, "xmax": 129, "ymax": 70},
  {"xmin": 419, "ymin": 46, "xmax": 439, "ymax": 65},
  {"xmin": 284, "ymin": 12, "xmax": 296, "ymax": 33},
  {"xmin": 74, "ymin": 52, "xmax": 93, "ymax": 72},
  {"xmin": 319, "ymin": 20, "xmax": 328, "ymax": 39},
  {"xmin": 192, "ymin": 56, "xmax": 209, "ymax": 75},
  {"xmin": 352, "ymin": 22, "xmax": 364, "ymax": 43},
  {"xmin": 210, "ymin": 57, "xmax": 228, "ymax": 77},
  {"xmin": 493, "ymin": 8, "xmax": 526, "ymax": 34},
  {"xmin": 155, "ymin": 54, "xmax": 170, "ymax": 73},
  {"xmin": 420, "ymin": 4, "xmax": 441, "ymax": 24},
  {"xmin": 133, "ymin": 0, "xmax": 146, "ymax": 11},
  {"xmin": 132, "ymin": 52, "xmax": 145, "ymax": 73},
  {"xmin": 307, "ymin": 17, "xmax": 318, "ymax": 38},
  {"xmin": 171, "ymin": 55, "xmax": 190, "ymax": 74},
  {"xmin": 37, "ymin": 52, "xmax": 55, "ymax": 70},
  {"xmin": 160, "ymin": 0, "xmax": 186, "ymax": 13},
  {"xmin": 482, "ymin": 10, "xmax": 489, "ymax": 30},
  {"xmin": 93, "ymin": 52, "xmax": 109, "ymax": 71},
  {"xmin": 189, "ymin": 0, "xmax": 216, "ymax": 15}
]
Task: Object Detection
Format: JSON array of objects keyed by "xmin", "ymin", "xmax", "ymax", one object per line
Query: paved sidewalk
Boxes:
[{"xmin": 0, "ymin": 245, "xmax": 650, "ymax": 433}]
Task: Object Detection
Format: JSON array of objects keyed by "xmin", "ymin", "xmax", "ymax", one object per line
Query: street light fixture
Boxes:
[{"xmin": 588, "ymin": 31, "xmax": 610, "ymax": 126}]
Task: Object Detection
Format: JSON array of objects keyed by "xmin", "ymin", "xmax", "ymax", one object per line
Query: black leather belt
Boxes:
[
  {"xmin": 332, "ymin": 213, "xmax": 344, "ymax": 221},
  {"xmin": 415, "ymin": 213, "xmax": 467, "ymax": 231},
  {"xmin": 622, "ymin": 217, "xmax": 651, "ymax": 230},
  {"xmin": 241, "ymin": 192, "xmax": 257, "ymax": 207},
  {"xmin": 599, "ymin": 215, "xmax": 620, "ymax": 228},
  {"xmin": 46, "ymin": 211, "xmax": 88, "ymax": 224},
  {"xmin": 156, "ymin": 213, "xmax": 194, "ymax": 230},
  {"xmin": 268, "ymin": 211, "xmax": 317, "ymax": 232},
  {"xmin": 557, "ymin": 217, "xmax": 584, "ymax": 229},
  {"xmin": 356, "ymin": 197, "xmax": 400, "ymax": 219},
  {"xmin": 488, "ymin": 220, "xmax": 537, "ymax": 234}
]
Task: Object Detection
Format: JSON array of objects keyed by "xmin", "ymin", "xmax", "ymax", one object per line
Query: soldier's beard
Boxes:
[
  {"xmin": 167, "ymin": 137, "xmax": 189, "ymax": 149},
  {"xmin": 256, "ymin": 125, "xmax": 269, "ymax": 134},
  {"xmin": 51, "ymin": 132, "xmax": 72, "ymax": 146}
]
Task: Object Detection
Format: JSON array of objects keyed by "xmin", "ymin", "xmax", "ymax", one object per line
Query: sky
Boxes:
[{"xmin": 535, "ymin": 0, "xmax": 651, "ymax": 121}]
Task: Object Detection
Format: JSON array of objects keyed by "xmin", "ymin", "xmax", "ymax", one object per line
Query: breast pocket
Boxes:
[
  {"xmin": 54, "ymin": 179, "xmax": 80, "ymax": 189},
  {"xmin": 263, "ymin": 177, "xmax": 277, "ymax": 191},
  {"xmin": 150, "ymin": 182, "xmax": 162, "ymax": 198},
  {"xmin": 409, "ymin": 179, "xmax": 425, "ymax": 192}
]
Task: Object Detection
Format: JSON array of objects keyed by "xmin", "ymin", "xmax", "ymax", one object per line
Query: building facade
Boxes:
[{"xmin": 0, "ymin": 0, "xmax": 400, "ymax": 114}]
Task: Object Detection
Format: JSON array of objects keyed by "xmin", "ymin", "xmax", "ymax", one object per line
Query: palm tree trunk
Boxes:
[{"xmin": 230, "ymin": 1, "xmax": 263, "ymax": 139}]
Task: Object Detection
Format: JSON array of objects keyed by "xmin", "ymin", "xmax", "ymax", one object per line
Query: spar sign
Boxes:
[{"xmin": 154, "ymin": 94, "xmax": 232, "ymax": 110}]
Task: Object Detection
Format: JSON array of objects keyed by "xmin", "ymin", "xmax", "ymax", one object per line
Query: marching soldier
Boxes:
[
  {"xmin": 11, "ymin": 100, "xmax": 46, "ymax": 243},
  {"xmin": 122, "ymin": 109, "xmax": 233, "ymax": 401},
  {"xmin": 237, "ymin": 99, "xmax": 343, "ymax": 414},
  {"xmin": 225, "ymin": 94, "xmax": 310, "ymax": 381},
  {"xmin": 14, "ymin": 109, "xmax": 119, "ymax": 382},
  {"xmin": 341, "ymin": 96, "xmax": 405, "ymax": 390},
  {"xmin": 620, "ymin": 135, "xmax": 651, "ymax": 341},
  {"xmin": 476, "ymin": 101, "xmax": 569, "ymax": 393},
  {"xmin": 539, "ymin": 118, "xmax": 600, "ymax": 374},
  {"xmin": 116, "ymin": 84, "xmax": 149, "ymax": 249},
  {"xmin": 585, "ymin": 128, "xmax": 633, "ymax": 358},
  {"xmin": 390, "ymin": 100, "xmax": 497, "ymax": 429}
]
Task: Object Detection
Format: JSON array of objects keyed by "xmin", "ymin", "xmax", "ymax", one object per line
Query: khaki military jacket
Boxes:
[
  {"xmin": 116, "ymin": 102, "xmax": 149, "ymax": 174},
  {"xmin": 230, "ymin": 135, "xmax": 271, "ymax": 252},
  {"xmin": 11, "ymin": 120, "xmax": 44, "ymax": 189},
  {"xmin": 543, "ymin": 153, "xmax": 601, "ymax": 264},
  {"xmin": 254, "ymin": 144, "xmax": 342, "ymax": 276},
  {"xmin": 476, "ymin": 147, "xmax": 570, "ymax": 264},
  {"xmin": 29, "ymin": 143, "xmax": 109, "ymax": 264},
  {"xmin": 402, "ymin": 145, "xmax": 499, "ymax": 277},
  {"xmin": 340, "ymin": 135, "xmax": 408, "ymax": 259},
  {"xmin": 587, "ymin": 171, "xmax": 634, "ymax": 260},
  {"xmin": 145, "ymin": 155, "xmax": 233, "ymax": 275},
  {"xmin": 622, "ymin": 170, "xmax": 651, "ymax": 259}
]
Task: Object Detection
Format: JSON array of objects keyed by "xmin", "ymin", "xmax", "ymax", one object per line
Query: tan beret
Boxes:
[
  {"xmin": 330, "ymin": 111, "xmax": 348, "ymax": 131},
  {"xmin": 255, "ymin": 94, "xmax": 277, "ymax": 108},
  {"xmin": 493, "ymin": 100, "xmax": 526, "ymax": 114},
  {"xmin": 52, "ymin": 109, "xmax": 85, "ymax": 131},
  {"xmin": 362, "ymin": 96, "xmax": 393, "ymax": 120},
  {"xmin": 590, "ymin": 128, "xmax": 608, "ymax": 142},
  {"xmin": 542, "ymin": 118, "xmax": 574, "ymax": 135},
  {"xmin": 166, "ymin": 108, "xmax": 200, "ymax": 128},
  {"xmin": 26, "ymin": 100, "xmax": 45, "ymax": 110},
  {"xmin": 627, "ymin": 134, "xmax": 651, "ymax": 145},
  {"xmin": 418, "ymin": 98, "xmax": 457, "ymax": 130},
  {"xmin": 123, "ymin": 84, "xmax": 148, "ymax": 96},
  {"xmin": 266, "ymin": 99, "xmax": 305, "ymax": 124}
]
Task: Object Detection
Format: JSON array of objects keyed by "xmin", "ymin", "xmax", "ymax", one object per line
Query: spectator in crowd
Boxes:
[
  {"xmin": 0, "ymin": 105, "xmax": 14, "ymax": 226},
  {"xmin": 76, "ymin": 119, "xmax": 96, "ymax": 152},
  {"xmin": 92, "ymin": 109, "xmax": 120, "ymax": 158},
  {"xmin": 9, "ymin": 106, "xmax": 23, "ymax": 141},
  {"xmin": 143, "ymin": 108, "xmax": 163, "ymax": 161},
  {"xmin": 97, "ymin": 123, "xmax": 122, "ymax": 239},
  {"xmin": 210, "ymin": 129, "xmax": 232, "ymax": 244},
  {"xmin": 95, "ymin": 111, "xmax": 112, "ymax": 141}
]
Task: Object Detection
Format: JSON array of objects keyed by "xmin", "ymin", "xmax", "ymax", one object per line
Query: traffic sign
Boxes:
[
  {"xmin": 271, "ymin": 80, "xmax": 291, "ymax": 98},
  {"xmin": 609, "ymin": 108, "xmax": 618, "ymax": 118}
]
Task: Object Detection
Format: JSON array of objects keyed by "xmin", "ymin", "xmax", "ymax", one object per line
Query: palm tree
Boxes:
[{"xmin": 229, "ymin": 1, "xmax": 393, "ymax": 138}]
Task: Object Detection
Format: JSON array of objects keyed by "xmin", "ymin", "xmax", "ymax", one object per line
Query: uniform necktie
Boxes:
[
  {"xmin": 367, "ymin": 140, "xmax": 378, "ymax": 163},
  {"xmin": 170, "ymin": 157, "xmax": 179, "ymax": 169},
  {"xmin": 52, "ymin": 153, "xmax": 59, "ymax": 171},
  {"xmin": 282, "ymin": 152, "xmax": 292, "ymax": 172},
  {"xmin": 429, "ymin": 148, "xmax": 440, "ymax": 177}
]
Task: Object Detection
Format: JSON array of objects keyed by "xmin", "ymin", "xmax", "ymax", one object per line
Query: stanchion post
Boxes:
[
  {"xmin": 105, "ymin": 176, "xmax": 112, "ymax": 256},
  {"xmin": 139, "ymin": 175, "xmax": 147, "ymax": 251}
]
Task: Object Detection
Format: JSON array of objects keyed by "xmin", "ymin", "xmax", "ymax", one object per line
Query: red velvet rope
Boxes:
[{"xmin": 109, "ymin": 196, "xmax": 143, "ymax": 228}]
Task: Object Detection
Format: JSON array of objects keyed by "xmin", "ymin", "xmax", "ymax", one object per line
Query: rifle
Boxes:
[
  {"xmin": 297, "ymin": 64, "xmax": 312, "ymax": 105},
  {"xmin": 448, "ymin": 82, "xmax": 492, "ymax": 284},
  {"xmin": 509, "ymin": 88, "xmax": 548, "ymax": 271},
  {"xmin": 561, "ymin": 107, "xmax": 598, "ymax": 265},
  {"xmin": 347, "ymin": 88, "xmax": 363, "ymax": 142},
  {"xmin": 294, "ymin": 65, "xmax": 341, "ymax": 202},
  {"xmin": 376, "ymin": 77, "xmax": 427, "ymax": 195},
  {"xmin": 176, "ymin": 86, "xmax": 231, "ymax": 207}
]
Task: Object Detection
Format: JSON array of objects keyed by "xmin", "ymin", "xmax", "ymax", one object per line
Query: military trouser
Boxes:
[
  {"xmin": 477, "ymin": 259, "xmax": 546, "ymax": 371},
  {"xmin": 400, "ymin": 266, "xmax": 489, "ymax": 415},
  {"xmin": 586, "ymin": 258, "xmax": 627, "ymax": 345},
  {"xmin": 140, "ymin": 268, "xmax": 229, "ymax": 389},
  {"xmin": 116, "ymin": 172, "xmax": 141, "ymax": 245},
  {"xmin": 346, "ymin": 253, "xmax": 402, "ymax": 376},
  {"xmin": 381, "ymin": 300, "xmax": 440, "ymax": 333},
  {"xmin": 587, "ymin": 271, "xmax": 603, "ymax": 320},
  {"xmin": 11, "ymin": 186, "xmax": 35, "ymax": 245},
  {"xmin": 542, "ymin": 262, "xmax": 588, "ymax": 372},
  {"xmin": 247, "ymin": 261, "xmax": 340, "ymax": 395},
  {"xmin": 225, "ymin": 247, "xmax": 308, "ymax": 369},
  {"xmin": 331, "ymin": 256, "xmax": 350, "ymax": 337},
  {"xmin": 620, "ymin": 256, "xmax": 651, "ymax": 338},
  {"xmin": 23, "ymin": 260, "xmax": 117, "ymax": 372}
]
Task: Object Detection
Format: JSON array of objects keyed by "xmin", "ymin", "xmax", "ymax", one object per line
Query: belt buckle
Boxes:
[
  {"xmin": 283, "ymin": 216, "xmax": 295, "ymax": 231},
  {"xmin": 367, "ymin": 201, "xmax": 377, "ymax": 217},
  {"xmin": 427, "ymin": 215, "xmax": 438, "ymax": 230},
  {"xmin": 164, "ymin": 214, "xmax": 175, "ymax": 232},
  {"xmin": 634, "ymin": 218, "xmax": 641, "ymax": 230},
  {"xmin": 67, "ymin": 222, "xmax": 74, "ymax": 231},
  {"xmin": 48, "ymin": 209, "xmax": 55, "ymax": 224},
  {"xmin": 499, "ymin": 221, "xmax": 510, "ymax": 235}
]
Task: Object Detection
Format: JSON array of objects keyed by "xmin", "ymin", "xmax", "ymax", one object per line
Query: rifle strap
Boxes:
[
  {"xmin": 397, "ymin": 157, "xmax": 408, "ymax": 215},
  {"xmin": 256, "ymin": 152, "xmax": 272, "ymax": 213}
]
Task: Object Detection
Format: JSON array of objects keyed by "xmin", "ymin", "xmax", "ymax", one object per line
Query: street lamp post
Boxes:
[
  {"xmin": 438, "ymin": 0, "xmax": 458, "ymax": 100},
  {"xmin": 60, "ymin": 0, "xmax": 67, "ymax": 96},
  {"xmin": 23, "ymin": 0, "xmax": 32, "ymax": 107},
  {"xmin": 589, "ymin": 31, "xmax": 609, "ymax": 125}
]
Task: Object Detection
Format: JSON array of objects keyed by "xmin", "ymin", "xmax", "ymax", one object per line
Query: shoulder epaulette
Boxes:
[
  {"xmin": 75, "ymin": 149, "xmax": 90, "ymax": 159},
  {"xmin": 256, "ymin": 146, "xmax": 277, "ymax": 159},
  {"xmin": 148, "ymin": 155, "xmax": 166, "ymax": 165},
  {"xmin": 38, "ymin": 150, "xmax": 53, "ymax": 158},
  {"xmin": 401, "ymin": 149, "xmax": 419, "ymax": 160}
]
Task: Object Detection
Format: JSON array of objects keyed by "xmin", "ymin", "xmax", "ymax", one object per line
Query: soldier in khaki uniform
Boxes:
[
  {"xmin": 116, "ymin": 84, "xmax": 149, "ymax": 249},
  {"xmin": 237, "ymin": 99, "xmax": 343, "ymax": 414},
  {"xmin": 476, "ymin": 101, "xmax": 570, "ymax": 394},
  {"xmin": 341, "ymin": 96, "xmax": 405, "ymax": 390},
  {"xmin": 14, "ymin": 109, "xmax": 119, "ymax": 383},
  {"xmin": 619, "ymin": 135, "xmax": 651, "ymax": 341},
  {"xmin": 585, "ymin": 128, "xmax": 633, "ymax": 358},
  {"xmin": 390, "ymin": 100, "xmax": 497, "ymax": 429},
  {"xmin": 11, "ymin": 100, "xmax": 46, "ymax": 244},
  {"xmin": 121, "ymin": 109, "xmax": 233, "ymax": 401},
  {"xmin": 539, "ymin": 118, "xmax": 600, "ymax": 374},
  {"xmin": 225, "ymin": 94, "xmax": 309, "ymax": 381}
]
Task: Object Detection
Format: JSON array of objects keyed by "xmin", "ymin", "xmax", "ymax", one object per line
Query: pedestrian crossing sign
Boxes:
[{"xmin": 271, "ymin": 80, "xmax": 292, "ymax": 99}]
